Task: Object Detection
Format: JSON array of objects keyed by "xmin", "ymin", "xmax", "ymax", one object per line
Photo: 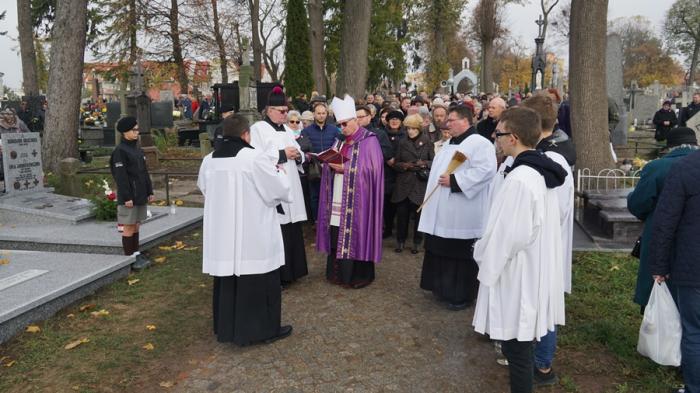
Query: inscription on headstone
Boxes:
[
  {"xmin": 0, "ymin": 132, "xmax": 44, "ymax": 194},
  {"xmin": 0, "ymin": 269, "xmax": 49, "ymax": 292},
  {"xmin": 159, "ymin": 90, "xmax": 175, "ymax": 107}
]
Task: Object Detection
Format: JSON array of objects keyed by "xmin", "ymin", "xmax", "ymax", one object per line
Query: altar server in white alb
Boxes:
[
  {"xmin": 521, "ymin": 94, "xmax": 575, "ymax": 386},
  {"xmin": 472, "ymin": 107, "xmax": 567, "ymax": 393},
  {"xmin": 250, "ymin": 85, "xmax": 309, "ymax": 286},
  {"xmin": 417, "ymin": 104, "xmax": 496, "ymax": 311},
  {"xmin": 197, "ymin": 114, "xmax": 293, "ymax": 346}
]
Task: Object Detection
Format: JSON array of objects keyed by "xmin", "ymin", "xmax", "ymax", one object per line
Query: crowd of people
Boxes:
[{"xmin": 108, "ymin": 83, "xmax": 700, "ymax": 392}]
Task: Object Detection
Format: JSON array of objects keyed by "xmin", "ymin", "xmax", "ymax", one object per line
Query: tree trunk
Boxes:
[
  {"xmin": 689, "ymin": 39, "xmax": 699, "ymax": 87},
  {"xmin": 307, "ymin": 0, "xmax": 326, "ymax": 93},
  {"xmin": 480, "ymin": 40, "xmax": 494, "ymax": 93},
  {"xmin": 129, "ymin": 0, "xmax": 137, "ymax": 64},
  {"xmin": 43, "ymin": 0, "xmax": 88, "ymax": 172},
  {"xmin": 170, "ymin": 0, "xmax": 189, "ymax": 94},
  {"xmin": 17, "ymin": 0, "xmax": 39, "ymax": 96},
  {"xmin": 249, "ymin": 0, "xmax": 262, "ymax": 81},
  {"xmin": 336, "ymin": 0, "xmax": 372, "ymax": 98},
  {"xmin": 569, "ymin": 0, "xmax": 613, "ymax": 172},
  {"xmin": 211, "ymin": 0, "xmax": 228, "ymax": 83}
]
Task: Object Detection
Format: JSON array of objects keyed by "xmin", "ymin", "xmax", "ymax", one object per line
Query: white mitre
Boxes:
[{"xmin": 330, "ymin": 94, "xmax": 356, "ymax": 122}]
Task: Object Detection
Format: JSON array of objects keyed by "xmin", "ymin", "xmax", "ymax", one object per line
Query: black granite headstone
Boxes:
[{"xmin": 151, "ymin": 101, "xmax": 174, "ymax": 128}]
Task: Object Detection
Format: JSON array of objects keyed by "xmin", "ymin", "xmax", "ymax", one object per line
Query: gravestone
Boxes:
[
  {"xmin": 606, "ymin": 34, "xmax": 627, "ymax": 146},
  {"xmin": 686, "ymin": 112, "xmax": 700, "ymax": 141},
  {"xmin": 159, "ymin": 90, "xmax": 175, "ymax": 107},
  {"xmin": 631, "ymin": 95, "xmax": 660, "ymax": 124},
  {"xmin": 0, "ymin": 132, "xmax": 44, "ymax": 194},
  {"xmin": 105, "ymin": 102, "xmax": 121, "ymax": 129},
  {"xmin": 151, "ymin": 101, "xmax": 174, "ymax": 129}
]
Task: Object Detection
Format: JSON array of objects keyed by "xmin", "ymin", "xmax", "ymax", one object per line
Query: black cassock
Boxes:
[
  {"xmin": 212, "ymin": 269, "xmax": 282, "ymax": 345},
  {"xmin": 420, "ymin": 234, "xmax": 478, "ymax": 304},
  {"xmin": 279, "ymin": 222, "xmax": 309, "ymax": 284}
]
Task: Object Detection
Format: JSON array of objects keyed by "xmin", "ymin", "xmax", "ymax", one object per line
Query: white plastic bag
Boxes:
[{"xmin": 637, "ymin": 282, "xmax": 682, "ymax": 366}]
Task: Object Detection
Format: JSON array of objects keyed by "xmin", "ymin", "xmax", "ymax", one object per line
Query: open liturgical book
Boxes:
[{"xmin": 310, "ymin": 145, "xmax": 349, "ymax": 165}]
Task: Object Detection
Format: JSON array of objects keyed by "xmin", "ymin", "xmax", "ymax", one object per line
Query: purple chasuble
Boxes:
[{"xmin": 316, "ymin": 127, "xmax": 384, "ymax": 262}]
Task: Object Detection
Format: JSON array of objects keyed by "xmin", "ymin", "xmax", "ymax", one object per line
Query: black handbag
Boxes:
[{"xmin": 631, "ymin": 236, "xmax": 642, "ymax": 258}]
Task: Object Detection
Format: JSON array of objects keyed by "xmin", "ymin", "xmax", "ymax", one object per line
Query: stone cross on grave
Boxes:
[
  {"xmin": 129, "ymin": 60, "xmax": 146, "ymax": 94},
  {"xmin": 536, "ymin": 15, "xmax": 545, "ymax": 39}
]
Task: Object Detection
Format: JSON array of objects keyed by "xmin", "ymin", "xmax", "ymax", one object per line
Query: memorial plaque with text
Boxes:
[{"xmin": 1, "ymin": 132, "xmax": 44, "ymax": 194}]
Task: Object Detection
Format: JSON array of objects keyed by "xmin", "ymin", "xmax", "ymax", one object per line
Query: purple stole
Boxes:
[{"xmin": 316, "ymin": 127, "xmax": 384, "ymax": 263}]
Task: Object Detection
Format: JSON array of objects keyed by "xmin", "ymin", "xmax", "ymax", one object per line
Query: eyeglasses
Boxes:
[
  {"xmin": 289, "ymin": 120, "xmax": 300, "ymax": 124},
  {"xmin": 357, "ymin": 114, "xmax": 370, "ymax": 119},
  {"xmin": 337, "ymin": 121, "xmax": 350, "ymax": 128},
  {"xmin": 494, "ymin": 132, "xmax": 512, "ymax": 138},
  {"xmin": 270, "ymin": 107, "xmax": 288, "ymax": 114}
]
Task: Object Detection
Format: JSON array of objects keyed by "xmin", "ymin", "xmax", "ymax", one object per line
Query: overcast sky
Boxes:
[{"xmin": 0, "ymin": 1, "xmax": 678, "ymax": 90}]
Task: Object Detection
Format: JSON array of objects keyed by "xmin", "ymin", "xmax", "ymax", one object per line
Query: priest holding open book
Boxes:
[{"xmin": 316, "ymin": 94, "xmax": 384, "ymax": 289}]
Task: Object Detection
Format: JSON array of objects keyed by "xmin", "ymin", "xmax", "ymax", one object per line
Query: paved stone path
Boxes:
[{"xmin": 175, "ymin": 227, "xmax": 510, "ymax": 392}]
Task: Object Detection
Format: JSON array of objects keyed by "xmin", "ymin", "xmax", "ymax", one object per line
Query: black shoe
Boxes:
[
  {"xmin": 263, "ymin": 325, "xmax": 292, "ymax": 344},
  {"xmin": 446, "ymin": 301, "xmax": 471, "ymax": 311},
  {"xmin": 394, "ymin": 242, "xmax": 405, "ymax": 253},
  {"xmin": 131, "ymin": 254, "xmax": 151, "ymax": 271},
  {"xmin": 410, "ymin": 245, "xmax": 420, "ymax": 254},
  {"xmin": 533, "ymin": 367, "xmax": 559, "ymax": 387},
  {"xmin": 351, "ymin": 280, "xmax": 372, "ymax": 289}
]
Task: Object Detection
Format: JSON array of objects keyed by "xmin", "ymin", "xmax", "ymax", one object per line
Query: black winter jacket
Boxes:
[
  {"xmin": 109, "ymin": 139, "xmax": 154, "ymax": 205},
  {"xmin": 536, "ymin": 129, "xmax": 577, "ymax": 167},
  {"xmin": 652, "ymin": 109, "xmax": 678, "ymax": 141},
  {"xmin": 649, "ymin": 150, "xmax": 700, "ymax": 287}
]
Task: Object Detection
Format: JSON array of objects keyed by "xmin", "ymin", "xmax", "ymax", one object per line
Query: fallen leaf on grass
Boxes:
[
  {"xmin": 71, "ymin": 386, "xmax": 80, "ymax": 391},
  {"xmin": 4, "ymin": 360, "xmax": 16, "ymax": 367},
  {"xmin": 154, "ymin": 256, "xmax": 167, "ymax": 264},
  {"xmin": 183, "ymin": 247, "xmax": 198, "ymax": 251},
  {"xmin": 143, "ymin": 343, "xmax": 155, "ymax": 350},
  {"xmin": 159, "ymin": 246, "xmax": 173, "ymax": 251},
  {"xmin": 146, "ymin": 324, "xmax": 157, "ymax": 331},
  {"xmin": 157, "ymin": 200, "xmax": 167, "ymax": 206},
  {"xmin": 175, "ymin": 200, "xmax": 184, "ymax": 206},
  {"xmin": 173, "ymin": 241, "xmax": 186, "ymax": 250},
  {"xmin": 67, "ymin": 313, "xmax": 75, "ymax": 319},
  {"xmin": 609, "ymin": 265, "xmax": 620, "ymax": 271},
  {"xmin": 198, "ymin": 283, "xmax": 206, "ymax": 288},
  {"xmin": 0, "ymin": 258, "xmax": 9, "ymax": 265},
  {"xmin": 128, "ymin": 279, "xmax": 140, "ymax": 286},
  {"xmin": 25, "ymin": 325, "xmax": 41, "ymax": 333},
  {"xmin": 90, "ymin": 309, "xmax": 110, "ymax": 317},
  {"xmin": 159, "ymin": 381, "xmax": 174, "ymax": 388},
  {"xmin": 64, "ymin": 337, "xmax": 90, "ymax": 350},
  {"xmin": 192, "ymin": 232, "xmax": 200, "ymax": 237},
  {"xmin": 79, "ymin": 304, "xmax": 95, "ymax": 312}
]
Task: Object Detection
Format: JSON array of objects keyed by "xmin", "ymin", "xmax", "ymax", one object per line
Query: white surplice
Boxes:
[
  {"xmin": 197, "ymin": 147, "xmax": 292, "ymax": 277},
  {"xmin": 544, "ymin": 151, "xmax": 574, "ymax": 294},
  {"xmin": 472, "ymin": 165, "xmax": 565, "ymax": 342},
  {"xmin": 417, "ymin": 133, "xmax": 496, "ymax": 239},
  {"xmin": 250, "ymin": 121, "xmax": 307, "ymax": 224}
]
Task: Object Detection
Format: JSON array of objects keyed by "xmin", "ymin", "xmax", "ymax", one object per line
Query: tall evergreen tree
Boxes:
[{"xmin": 284, "ymin": 0, "xmax": 313, "ymax": 97}]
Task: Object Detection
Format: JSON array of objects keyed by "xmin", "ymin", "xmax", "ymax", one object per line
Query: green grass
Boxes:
[
  {"xmin": 559, "ymin": 252, "xmax": 682, "ymax": 392},
  {"xmin": 0, "ymin": 247, "xmax": 684, "ymax": 392},
  {"xmin": 0, "ymin": 231, "xmax": 210, "ymax": 392}
]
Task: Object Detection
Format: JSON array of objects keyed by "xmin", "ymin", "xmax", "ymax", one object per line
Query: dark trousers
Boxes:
[
  {"xmin": 677, "ymin": 285, "xmax": 700, "ymax": 393},
  {"xmin": 309, "ymin": 178, "xmax": 321, "ymax": 222},
  {"xmin": 325, "ymin": 226, "xmax": 375, "ymax": 285},
  {"xmin": 501, "ymin": 339, "xmax": 534, "ymax": 393},
  {"xmin": 395, "ymin": 198, "xmax": 422, "ymax": 245},
  {"xmin": 383, "ymin": 193, "xmax": 397, "ymax": 235}
]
